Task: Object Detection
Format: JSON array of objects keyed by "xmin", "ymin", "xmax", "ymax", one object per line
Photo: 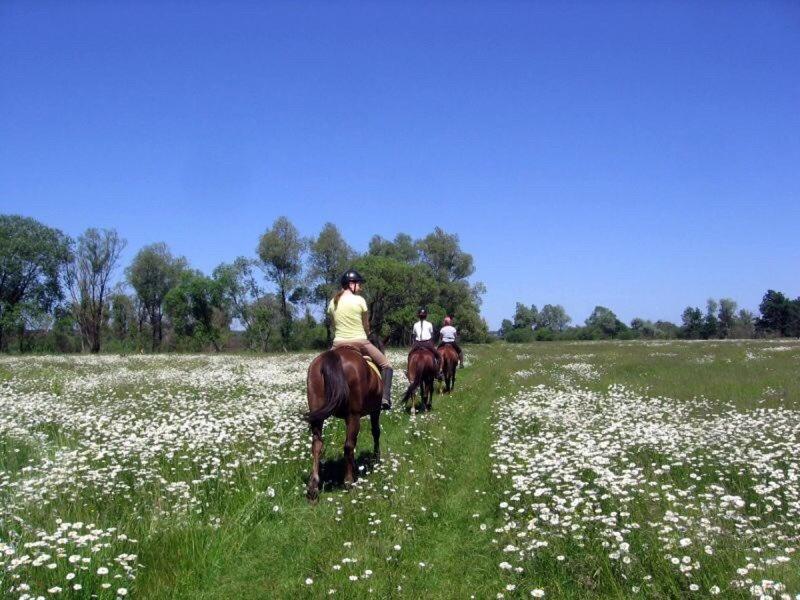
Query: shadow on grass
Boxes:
[{"xmin": 307, "ymin": 450, "xmax": 380, "ymax": 493}]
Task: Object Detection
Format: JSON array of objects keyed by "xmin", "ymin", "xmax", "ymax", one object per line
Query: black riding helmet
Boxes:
[{"xmin": 340, "ymin": 269, "xmax": 365, "ymax": 288}]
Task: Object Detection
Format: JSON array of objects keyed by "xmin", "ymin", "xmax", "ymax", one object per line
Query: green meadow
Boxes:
[{"xmin": 2, "ymin": 340, "xmax": 800, "ymax": 599}]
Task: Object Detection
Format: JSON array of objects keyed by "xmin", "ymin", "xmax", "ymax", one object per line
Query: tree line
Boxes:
[
  {"xmin": 500, "ymin": 291, "xmax": 800, "ymax": 342},
  {"xmin": 0, "ymin": 214, "xmax": 488, "ymax": 353}
]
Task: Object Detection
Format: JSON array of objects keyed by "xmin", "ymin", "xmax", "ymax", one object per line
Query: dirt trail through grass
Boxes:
[{"xmin": 148, "ymin": 345, "xmax": 516, "ymax": 599}]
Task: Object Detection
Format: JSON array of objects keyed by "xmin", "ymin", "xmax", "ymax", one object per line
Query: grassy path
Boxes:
[{"xmin": 138, "ymin": 344, "xmax": 519, "ymax": 599}]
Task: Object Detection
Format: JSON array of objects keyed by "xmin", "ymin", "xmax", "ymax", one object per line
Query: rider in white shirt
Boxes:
[
  {"xmin": 438, "ymin": 316, "xmax": 464, "ymax": 368},
  {"xmin": 411, "ymin": 308, "xmax": 442, "ymax": 376}
]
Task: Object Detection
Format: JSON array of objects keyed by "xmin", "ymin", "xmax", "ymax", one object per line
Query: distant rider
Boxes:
[
  {"xmin": 328, "ymin": 270, "xmax": 393, "ymax": 410},
  {"xmin": 438, "ymin": 316, "xmax": 465, "ymax": 369},
  {"xmin": 411, "ymin": 308, "xmax": 443, "ymax": 378}
]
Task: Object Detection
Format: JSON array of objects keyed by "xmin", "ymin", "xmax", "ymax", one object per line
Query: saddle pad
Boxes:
[{"xmin": 363, "ymin": 356, "xmax": 382, "ymax": 380}]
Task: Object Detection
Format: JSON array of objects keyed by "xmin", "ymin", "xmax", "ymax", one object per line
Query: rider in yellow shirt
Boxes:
[{"xmin": 328, "ymin": 270, "xmax": 393, "ymax": 410}]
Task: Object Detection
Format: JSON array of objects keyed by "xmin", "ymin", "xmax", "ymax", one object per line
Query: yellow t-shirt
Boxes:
[{"xmin": 328, "ymin": 291, "xmax": 368, "ymax": 341}]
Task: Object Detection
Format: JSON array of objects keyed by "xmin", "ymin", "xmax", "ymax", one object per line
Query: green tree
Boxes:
[
  {"xmin": 109, "ymin": 290, "xmax": 136, "ymax": 343},
  {"xmin": 309, "ymin": 223, "xmax": 355, "ymax": 343},
  {"xmin": 213, "ymin": 257, "xmax": 262, "ymax": 331},
  {"xmin": 416, "ymin": 227, "xmax": 475, "ymax": 284},
  {"xmin": 65, "ymin": 228, "xmax": 126, "ymax": 353},
  {"xmin": 730, "ymin": 309, "xmax": 755, "ymax": 339},
  {"xmin": 513, "ymin": 303, "xmax": 538, "ymax": 330},
  {"xmin": 702, "ymin": 299, "xmax": 720, "ymax": 339},
  {"xmin": 353, "ymin": 255, "xmax": 438, "ymax": 344},
  {"xmin": 164, "ymin": 271, "xmax": 226, "ymax": 351},
  {"xmin": 368, "ymin": 233, "xmax": 419, "ymax": 263},
  {"xmin": 717, "ymin": 298, "xmax": 737, "ymax": 339},
  {"xmin": 681, "ymin": 306, "xmax": 704, "ymax": 339},
  {"xmin": 757, "ymin": 290, "xmax": 792, "ymax": 336},
  {"xmin": 247, "ymin": 294, "xmax": 283, "ymax": 351},
  {"xmin": 126, "ymin": 242, "xmax": 187, "ymax": 351},
  {"xmin": 585, "ymin": 306, "xmax": 624, "ymax": 338},
  {"xmin": 257, "ymin": 217, "xmax": 305, "ymax": 349},
  {"xmin": 0, "ymin": 215, "xmax": 71, "ymax": 351},
  {"xmin": 539, "ymin": 304, "xmax": 571, "ymax": 331}
]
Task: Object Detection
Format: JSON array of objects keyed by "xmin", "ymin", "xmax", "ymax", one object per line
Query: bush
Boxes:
[{"xmin": 504, "ymin": 328, "xmax": 535, "ymax": 343}]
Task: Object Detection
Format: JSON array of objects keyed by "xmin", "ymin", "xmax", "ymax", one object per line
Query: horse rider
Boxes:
[
  {"xmin": 328, "ymin": 269, "xmax": 393, "ymax": 410},
  {"xmin": 411, "ymin": 308, "xmax": 443, "ymax": 378},
  {"xmin": 438, "ymin": 316, "xmax": 465, "ymax": 368}
]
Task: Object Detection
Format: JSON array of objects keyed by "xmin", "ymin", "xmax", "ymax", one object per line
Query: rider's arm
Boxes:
[{"xmin": 362, "ymin": 312, "xmax": 371, "ymax": 336}]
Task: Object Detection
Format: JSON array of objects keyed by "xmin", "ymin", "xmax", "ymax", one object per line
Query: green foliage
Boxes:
[
  {"xmin": 504, "ymin": 327, "xmax": 535, "ymax": 343},
  {"xmin": 416, "ymin": 227, "xmax": 475, "ymax": 283},
  {"xmin": 164, "ymin": 271, "xmax": 226, "ymax": 351},
  {"xmin": 513, "ymin": 303, "xmax": 538, "ymax": 330},
  {"xmin": 213, "ymin": 257, "xmax": 261, "ymax": 330},
  {"xmin": 309, "ymin": 224, "xmax": 354, "ymax": 342},
  {"xmin": 126, "ymin": 243, "xmax": 187, "ymax": 350},
  {"xmin": 585, "ymin": 305, "xmax": 626, "ymax": 339},
  {"xmin": 0, "ymin": 215, "xmax": 71, "ymax": 350},
  {"xmin": 757, "ymin": 289, "xmax": 800, "ymax": 337},
  {"xmin": 681, "ymin": 306, "xmax": 704, "ymax": 339},
  {"xmin": 368, "ymin": 233, "xmax": 419, "ymax": 263},
  {"xmin": 257, "ymin": 217, "xmax": 305, "ymax": 347},
  {"xmin": 353, "ymin": 255, "xmax": 438, "ymax": 344},
  {"xmin": 65, "ymin": 228, "xmax": 126, "ymax": 353},
  {"xmin": 539, "ymin": 304, "xmax": 571, "ymax": 331}
]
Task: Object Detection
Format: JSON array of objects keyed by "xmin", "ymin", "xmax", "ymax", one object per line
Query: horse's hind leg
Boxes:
[
  {"xmin": 343, "ymin": 415, "xmax": 360, "ymax": 487},
  {"xmin": 306, "ymin": 422, "xmax": 323, "ymax": 502},
  {"xmin": 370, "ymin": 411, "xmax": 381, "ymax": 462}
]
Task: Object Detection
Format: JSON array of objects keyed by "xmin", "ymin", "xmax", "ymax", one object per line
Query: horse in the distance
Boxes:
[
  {"xmin": 439, "ymin": 343, "xmax": 459, "ymax": 393},
  {"xmin": 305, "ymin": 344, "xmax": 383, "ymax": 502},
  {"xmin": 402, "ymin": 348, "xmax": 437, "ymax": 414}
]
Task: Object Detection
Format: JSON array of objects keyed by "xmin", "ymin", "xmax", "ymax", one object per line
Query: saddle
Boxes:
[{"xmin": 335, "ymin": 345, "xmax": 382, "ymax": 380}]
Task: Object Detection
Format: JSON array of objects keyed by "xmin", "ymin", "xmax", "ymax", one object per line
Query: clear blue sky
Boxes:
[{"xmin": 2, "ymin": 1, "xmax": 799, "ymax": 329}]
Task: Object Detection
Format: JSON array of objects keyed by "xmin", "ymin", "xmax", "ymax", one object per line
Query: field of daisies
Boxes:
[{"xmin": 2, "ymin": 341, "xmax": 800, "ymax": 599}]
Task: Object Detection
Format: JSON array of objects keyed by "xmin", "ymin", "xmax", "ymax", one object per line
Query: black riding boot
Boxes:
[{"xmin": 381, "ymin": 367, "xmax": 393, "ymax": 410}]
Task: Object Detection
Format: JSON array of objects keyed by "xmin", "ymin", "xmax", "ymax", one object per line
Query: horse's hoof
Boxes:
[{"xmin": 306, "ymin": 488, "xmax": 319, "ymax": 503}]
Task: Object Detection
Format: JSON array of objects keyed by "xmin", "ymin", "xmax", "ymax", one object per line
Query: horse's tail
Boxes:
[
  {"xmin": 307, "ymin": 351, "xmax": 349, "ymax": 423},
  {"xmin": 402, "ymin": 359, "xmax": 425, "ymax": 404}
]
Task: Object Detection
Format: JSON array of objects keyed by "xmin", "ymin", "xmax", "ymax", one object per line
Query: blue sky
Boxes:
[{"xmin": 2, "ymin": 1, "xmax": 799, "ymax": 328}]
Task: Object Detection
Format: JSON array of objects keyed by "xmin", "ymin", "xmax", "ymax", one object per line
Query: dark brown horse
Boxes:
[
  {"xmin": 402, "ymin": 348, "xmax": 437, "ymax": 414},
  {"xmin": 439, "ymin": 343, "xmax": 459, "ymax": 392},
  {"xmin": 306, "ymin": 346, "xmax": 382, "ymax": 501}
]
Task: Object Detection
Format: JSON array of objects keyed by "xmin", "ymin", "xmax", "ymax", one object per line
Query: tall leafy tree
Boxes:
[
  {"xmin": 368, "ymin": 233, "xmax": 419, "ymax": 263},
  {"xmin": 213, "ymin": 257, "xmax": 262, "ymax": 331},
  {"xmin": 416, "ymin": 227, "xmax": 475, "ymax": 283},
  {"xmin": 681, "ymin": 306, "xmax": 704, "ymax": 339},
  {"xmin": 65, "ymin": 228, "xmax": 126, "ymax": 353},
  {"xmin": 257, "ymin": 216, "xmax": 305, "ymax": 348},
  {"xmin": 164, "ymin": 270, "xmax": 226, "ymax": 351},
  {"xmin": 309, "ymin": 223, "xmax": 355, "ymax": 342},
  {"xmin": 539, "ymin": 304, "xmax": 571, "ymax": 331},
  {"xmin": 0, "ymin": 215, "xmax": 71, "ymax": 351},
  {"xmin": 585, "ymin": 306, "xmax": 624, "ymax": 338},
  {"xmin": 513, "ymin": 303, "xmax": 539, "ymax": 330},
  {"xmin": 717, "ymin": 298, "xmax": 737, "ymax": 339},
  {"xmin": 353, "ymin": 255, "xmax": 438, "ymax": 344},
  {"xmin": 126, "ymin": 242, "xmax": 187, "ymax": 350},
  {"xmin": 109, "ymin": 289, "xmax": 136, "ymax": 343},
  {"xmin": 757, "ymin": 290, "xmax": 792, "ymax": 336},
  {"xmin": 702, "ymin": 298, "xmax": 720, "ymax": 339}
]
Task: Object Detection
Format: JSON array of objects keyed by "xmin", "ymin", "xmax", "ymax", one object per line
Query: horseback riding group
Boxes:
[{"xmin": 305, "ymin": 269, "xmax": 466, "ymax": 500}]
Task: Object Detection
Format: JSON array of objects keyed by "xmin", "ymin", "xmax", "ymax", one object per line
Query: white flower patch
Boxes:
[
  {"xmin": 0, "ymin": 353, "xmax": 324, "ymax": 597},
  {"xmin": 490, "ymin": 383, "xmax": 800, "ymax": 595}
]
